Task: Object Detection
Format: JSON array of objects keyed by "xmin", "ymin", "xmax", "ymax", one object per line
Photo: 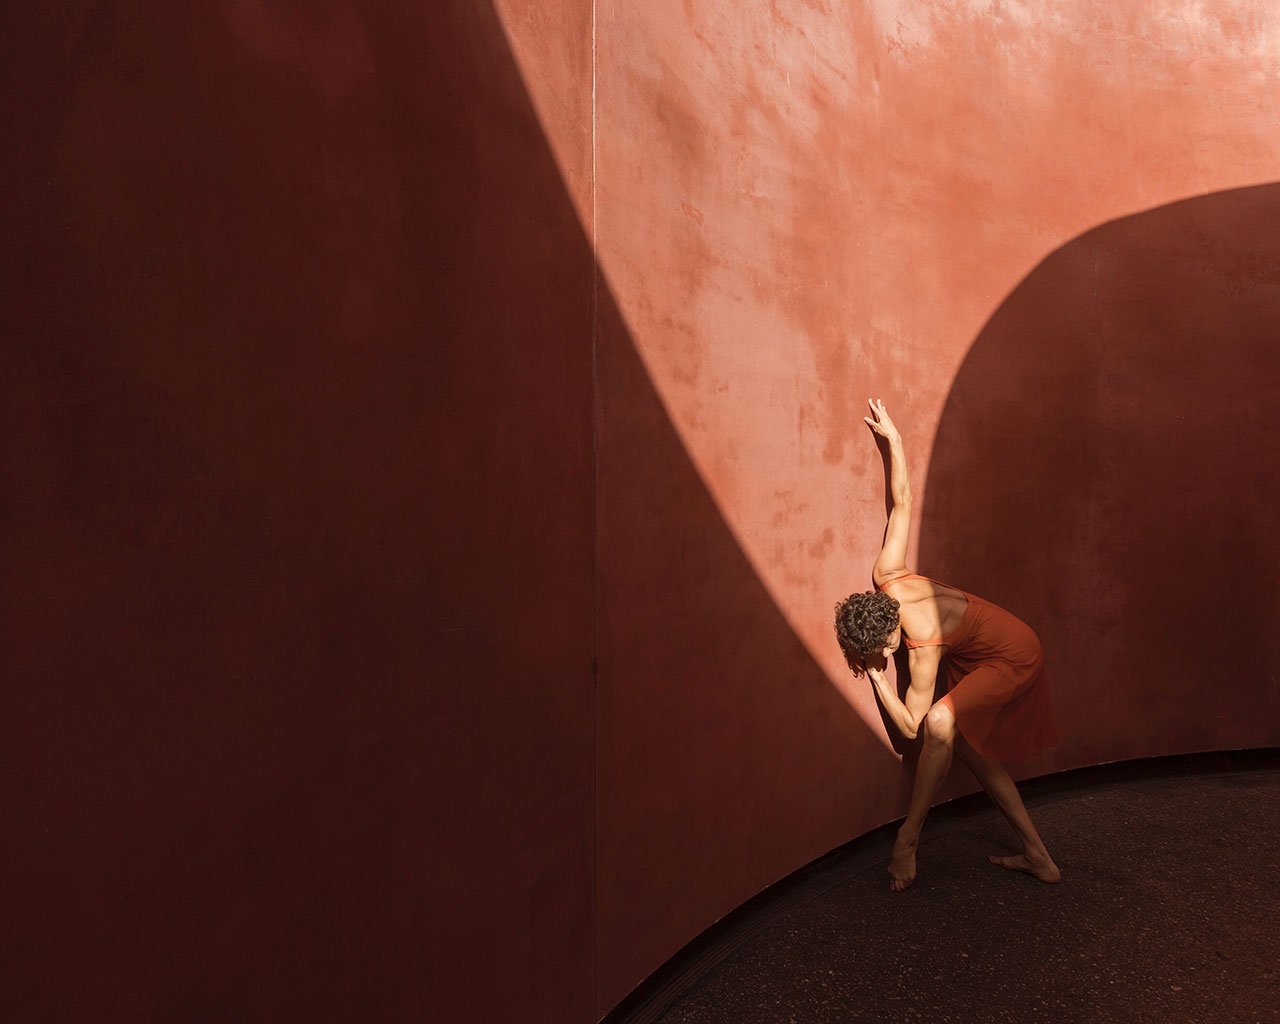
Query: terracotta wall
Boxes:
[
  {"xmin": 4, "ymin": 2, "xmax": 594, "ymax": 1021},
  {"xmin": 594, "ymin": 1, "xmax": 1280, "ymax": 1014},
  {"xmin": 7, "ymin": 2, "xmax": 1280, "ymax": 1022}
]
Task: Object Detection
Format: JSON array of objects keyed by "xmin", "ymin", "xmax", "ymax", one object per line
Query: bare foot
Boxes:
[
  {"xmin": 988, "ymin": 848, "xmax": 1061, "ymax": 883},
  {"xmin": 888, "ymin": 834, "xmax": 918, "ymax": 892}
]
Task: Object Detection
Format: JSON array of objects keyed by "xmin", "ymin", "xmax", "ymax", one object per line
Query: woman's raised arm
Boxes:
[{"xmin": 864, "ymin": 398, "xmax": 912, "ymax": 584}]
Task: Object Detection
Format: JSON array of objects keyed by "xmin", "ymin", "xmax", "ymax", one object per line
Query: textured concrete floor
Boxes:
[{"xmin": 657, "ymin": 771, "xmax": 1280, "ymax": 1024}]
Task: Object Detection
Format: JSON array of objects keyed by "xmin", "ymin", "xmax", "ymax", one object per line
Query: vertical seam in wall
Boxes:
[{"xmin": 590, "ymin": 0, "xmax": 600, "ymax": 1017}]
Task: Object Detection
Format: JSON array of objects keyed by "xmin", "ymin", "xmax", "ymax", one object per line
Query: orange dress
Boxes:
[{"xmin": 877, "ymin": 573, "xmax": 1061, "ymax": 761}]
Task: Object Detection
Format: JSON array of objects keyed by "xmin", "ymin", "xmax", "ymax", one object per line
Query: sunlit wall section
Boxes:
[{"xmin": 593, "ymin": 0, "xmax": 1280, "ymax": 1013}]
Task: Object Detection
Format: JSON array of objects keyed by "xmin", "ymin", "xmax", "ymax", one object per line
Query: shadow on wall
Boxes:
[
  {"xmin": 2, "ymin": 2, "xmax": 896, "ymax": 1023},
  {"xmin": 919, "ymin": 184, "xmax": 1280, "ymax": 769}
]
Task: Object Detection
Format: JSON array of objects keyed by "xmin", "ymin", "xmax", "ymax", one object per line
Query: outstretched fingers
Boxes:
[
  {"xmin": 865, "ymin": 397, "xmax": 900, "ymax": 441},
  {"xmin": 864, "ymin": 398, "xmax": 886, "ymax": 436}
]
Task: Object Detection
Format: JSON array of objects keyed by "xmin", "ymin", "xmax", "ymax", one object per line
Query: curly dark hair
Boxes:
[{"xmin": 834, "ymin": 590, "xmax": 900, "ymax": 667}]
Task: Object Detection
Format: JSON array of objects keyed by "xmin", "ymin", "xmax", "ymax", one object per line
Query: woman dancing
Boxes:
[{"xmin": 835, "ymin": 398, "xmax": 1061, "ymax": 892}]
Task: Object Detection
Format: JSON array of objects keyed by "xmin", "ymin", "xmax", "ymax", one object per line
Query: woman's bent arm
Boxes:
[
  {"xmin": 865, "ymin": 665, "xmax": 936, "ymax": 742},
  {"xmin": 867, "ymin": 648, "xmax": 940, "ymax": 741}
]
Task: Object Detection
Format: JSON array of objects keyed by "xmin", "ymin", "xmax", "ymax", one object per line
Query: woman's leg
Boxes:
[
  {"xmin": 888, "ymin": 702, "xmax": 957, "ymax": 892},
  {"xmin": 952, "ymin": 730, "xmax": 1061, "ymax": 882}
]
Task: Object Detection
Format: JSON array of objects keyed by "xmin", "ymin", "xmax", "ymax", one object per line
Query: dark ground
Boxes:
[{"xmin": 657, "ymin": 771, "xmax": 1280, "ymax": 1024}]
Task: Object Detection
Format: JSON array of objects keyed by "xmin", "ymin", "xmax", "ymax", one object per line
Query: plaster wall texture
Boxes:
[{"xmin": 591, "ymin": 0, "xmax": 1280, "ymax": 1012}]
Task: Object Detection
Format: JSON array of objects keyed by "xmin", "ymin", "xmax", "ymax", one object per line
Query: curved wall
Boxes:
[
  {"xmin": 6, "ymin": 2, "xmax": 1280, "ymax": 1022},
  {"xmin": 3, "ymin": 2, "xmax": 596, "ymax": 1021},
  {"xmin": 594, "ymin": 1, "xmax": 1280, "ymax": 1014}
]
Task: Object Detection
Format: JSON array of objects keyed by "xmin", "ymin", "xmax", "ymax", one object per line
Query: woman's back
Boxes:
[
  {"xmin": 879, "ymin": 572, "xmax": 1042, "ymax": 668},
  {"xmin": 877, "ymin": 572, "xmax": 969, "ymax": 649}
]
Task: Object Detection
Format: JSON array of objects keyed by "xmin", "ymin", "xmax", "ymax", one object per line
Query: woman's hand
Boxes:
[
  {"xmin": 862, "ymin": 651, "xmax": 889, "ymax": 682},
  {"xmin": 864, "ymin": 397, "xmax": 901, "ymax": 444}
]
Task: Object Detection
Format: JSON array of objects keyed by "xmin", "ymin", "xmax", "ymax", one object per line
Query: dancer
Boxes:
[{"xmin": 835, "ymin": 398, "xmax": 1061, "ymax": 892}]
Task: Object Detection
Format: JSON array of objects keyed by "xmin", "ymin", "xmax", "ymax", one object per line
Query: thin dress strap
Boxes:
[
  {"xmin": 904, "ymin": 635, "xmax": 950, "ymax": 650},
  {"xmin": 876, "ymin": 571, "xmax": 931, "ymax": 591}
]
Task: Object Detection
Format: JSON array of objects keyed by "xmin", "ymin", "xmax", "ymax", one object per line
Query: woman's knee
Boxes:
[{"xmin": 923, "ymin": 703, "xmax": 956, "ymax": 744}]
